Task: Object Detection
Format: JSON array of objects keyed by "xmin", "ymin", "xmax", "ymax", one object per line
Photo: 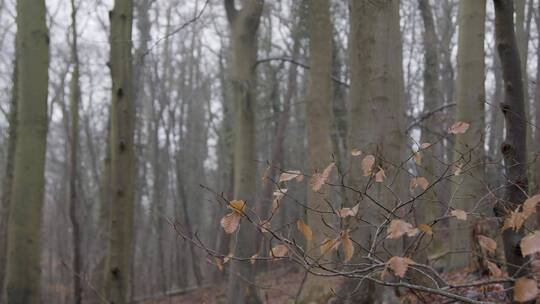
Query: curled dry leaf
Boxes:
[
  {"xmin": 418, "ymin": 224, "xmax": 433, "ymax": 235},
  {"xmin": 223, "ymin": 252, "xmax": 233, "ymax": 264},
  {"xmin": 451, "ymin": 209, "xmax": 467, "ymax": 221},
  {"xmin": 269, "ymin": 244, "xmax": 289, "ymax": 258},
  {"xmin": 228, "ymin": 200, "xmax": 246, "ymax": 215},
  {"xmin": 375, "ymin": 167, "xmax": 386, "ymax": 183},
  {"xmin": 387, "ymin": 256, "xmax": 414, "ymax": 278},
  {"xmin": 320, "ymin": 237, "xmax": 341, "ymax": 255},
  {"xmin": 220, "ymin": 212, "xmax": 241, "ymax": 234},
  {"xmin": 309, "ymin": 162, "xmax": 335, "ymax": 191},
  {"xmin": 361, "ymin": 155, "xmax": 376, "ymax": 176},
  {"xmin": 297, "ymin": 219, "xmax": 313, "ymax": 241},
  {"xmin": 341, "ymin": 230, "xmax": 354, "ymax": 262},
  {"xmin": 351, "ymin": 148, "xmax": 362, "ymax": 156},
  {"xmin": 477, "ymin": 235, "xmax": 497, "ymax": 253},
  {"xmin": 522, "ymin": 194, "xmax": 540, "ymax": 218},
  {"xmin": 420, "ymin": 142, "xmax": 432, "ymax": 149},
  {"xmin": 520, "ymin": 231, "xmax": 540, "ymax": 256},
  {"xmin": 448, "ymin": 121, "xmax": 470, "ymax": 134},
  {"xmin": 260, "ymin": 220, "xmax": 271, "ymax": 233},
  {"xmin": 413, "ymin": 152, "xmax": 422, "ymax": 166},
  {"xmin": 502, "ymin": 208, "xmax": 526, "ymax": 231},
  {"xmin": 410, "ymin": 177, "xmax": 429, "ymax": 191},
  {"xmin": 337, "ymin": 204, "xmax": 359, "ymax": 218},
  {"xmin": 211, "ymin": 257, "xmax": 223, "ymax": 271},
  {"xmin": 486, "ymin": 261, "xmax": 503, "ymax": 278},
  {"xmin": 387, "ymin": 219, "xmax": 418, "ymax": 239},
  {"xmin": 513, "ymin": 277, "xmax": 538, "ymax": 303},
  {"xmin": 250, "ymin": 253, "xmax": 259, "ymax": 265},
  {"xmin": 452, "ymin": 162, "xmax": 463, "ymax": 176},
  {"xmin": 278, "ymin": 170, "xmax": 303, "ymax": 183}
]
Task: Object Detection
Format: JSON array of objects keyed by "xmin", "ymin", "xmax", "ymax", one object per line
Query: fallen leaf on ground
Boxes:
[{"xmin": 513, "ymin": 277, "xmax": 538, "ymax": 302}]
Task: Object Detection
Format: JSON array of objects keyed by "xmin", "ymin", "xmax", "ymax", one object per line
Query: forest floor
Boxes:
[{"xmin": 139, "ymin": 262, "xmax": 540, "ymax": 303}]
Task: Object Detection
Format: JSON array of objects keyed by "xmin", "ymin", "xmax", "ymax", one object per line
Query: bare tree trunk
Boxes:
[
  {"xmin": 493, "ymin": 0, "xmax": 531, "ymax": 281},
  {"xmin": 224, "ymin": 1, "xmax": 263, "ymax": 303},
  {"xmin": 535, "ymin": 2, "xmax": 540, "ymax": 200},
  {"xmin": 3, "ymin": 0, "xmax": 49, "ymax": 302},
  {"xmin": 103, "ymin": 0, "xmax": 135, "ymax": 303},
  {"xmin": 298, "ymin": 0, "xmax": 334, "ymax": 302},
  {"xmin": 68, "ymin": 1, "xmax": 83, "ymax": 302},
  {"xmin": 449, "ymin": 0, "xmax": 488, "ymax": 271}
]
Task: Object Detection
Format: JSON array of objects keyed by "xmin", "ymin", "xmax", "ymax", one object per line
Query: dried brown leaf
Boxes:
[
  {"xmin": 269, "ymin": 244, "xmax": 289, "ymax": 258},
  {"xmin": 520, "ymin": 231, "xmax": 540, "ymax": 256},
  {"xmin": 418, "ymin": 224, "xmax": 433, "ymax": 235},
  {"xmin": 297, "ymin": 219, "xmax": 313, "ymax": 241},
  {"xmin": 361, "ymin": 155, "xmax": 376, "ymax": 176},
  {"xmin": 278, "ymin": 170, "xmax": 302, "ymax": 183},
  {"xmin": 486, "ymin": 261, "xmax": 503, "ymax": 278},
  {"xmin": 502, "ymin": 209, "xmax": 526, "ymax": 231},
  {"xmin": 228, "ymin": 200, "xmax": 246, "ymax": 215},
  {"xmin": 413, "ymin": 152, "xmax": 422, "ymax": 166},
  {"xmin": 337, "ymin": 204, "xmax": 359, "ymax": 218},
  {"xmin": 477, "ymin": 235, "xmax": 497, "ymax": 253},
  {"xmin": 387, "ymin": 256, "xmax": 414, "ymax": 278},
  {"xmin": 351, "ymin": 148, "xmax": 362, "ymax": 156},
  {"xmin": 523, "ymin": 194, "xmax": 540, "ymax": 218},
  {"xmin": 375, "ymin": 167, "xmax": 386, "ymax": 183},
  {"xmin": 416, "ymin": 177, "xmax": 429, "ymax": 190},
  {"xmin": 220, "ymin": 212, "xmax": 241, "ymax": 234},
  {"xmin": 387, "ymin": 220, "xmax": 417, "ymax": 239},
  {"xmin": 448, "ymin": 121, "xmax": 470, "ymax": 134},
  {"xmin": 513, "ymin": 277, "xmax": 538, "ymax": 302},
  {"xmin": 341, "ymin": 231, "xmax": 354, "ymax": 262},
  {"xmin": 451, "ymin": 209, "xmax": 467, "ymax": 221}
]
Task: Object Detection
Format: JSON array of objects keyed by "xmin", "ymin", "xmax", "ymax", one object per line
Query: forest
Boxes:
[{"xmin": 1, "ymin": 0, "xmax": 540, "ymax": 303}]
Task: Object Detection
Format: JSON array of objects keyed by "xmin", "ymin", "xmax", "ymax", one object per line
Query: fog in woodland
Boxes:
[{"xmin": 0, "ymin": 0, "xmax": 540, "ymax": 303}]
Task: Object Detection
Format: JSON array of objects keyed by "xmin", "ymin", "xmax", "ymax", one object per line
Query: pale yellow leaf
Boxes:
[
  {"xmin": 269, "ymin": 244, "xmax": 289, "ymax": 258},
  {"xmin": 351, "ymin": 148, "xmax": 362, "ymax": 156},
  {"xmin": 418, "ymin": 224, "xmax": 433, "ymax": 235},
  {"xmin": 520, "ymin": 231, "xmax": 540, "ymax": 256},
  {"xmin": 361, "ymin": 155, "xmax": 376, "ymax": 176},
  {"xmin": 297, "ymin": 219, "xmax": 313, "ymax": 241},
  {"xmin": 513, "ymin": 277, "xmax": 538, "ymax": 302},
  {"xmin": 448, "ymin": 121, "xmax": 470, "ymax": 134},
  {"xmin": 341, "ymin": 231, "xmax": 354, "ymax": 262},
  {"xmin": 387, "ymin": 256, "xmax": 414, "ymax": 278},
  {"xmin": 477, "ymin": 235, "xmax": 497, "ymax": 253},
  {"xmin": 220, "ymin": 212, "xmax": 241, "ymax": 234},
  {"xmin": 278, "ymin": 170, "xmax": 302, "ymax": 183},
  {"xmin": 320, "ymin": 238, "xmax": 341, "ymax": 255},
  {"xmin": 451, "ymin": 209, "xmax": 467, "ymax": 221},
  {"xmin": 228, "ymin": 200, "xmax": 246, "ymax": 215},
  {"xmin": 413, "ymin": 152, "xmax": 422, "ymax": 166},
  {"xmin": 375, "ymin": 167, "xmax": 386, "ymax": 183}
]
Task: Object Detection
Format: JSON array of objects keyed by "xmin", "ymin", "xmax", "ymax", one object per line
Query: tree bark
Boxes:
[
  {"xmin": 3, "ymin": 0, "xmax": 49, "ymax": 302},
  {"xmin": 298, "ymin": 0, "xmax": 334, "ymax": 301},
  {"xmin": 493, "ymin": 0, "xmax": 531, "ymax": 281},
  {"xmin": 103, "ymin": 0, "xmax": 136, "ymax": 303},
  {"xmin": 224, "ymin": 1, "xmax": 264, "ymax": 303},
  {"xmin": 449, "ymin": 0, "xmax": 489, "ymax": 271}
]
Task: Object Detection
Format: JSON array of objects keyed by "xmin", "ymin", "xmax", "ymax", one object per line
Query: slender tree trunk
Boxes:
[
  {"xmin": 3, "ymin": 0, "xmax": 49, "ymax": 302},
  {"xmin": 493, "ymin": 0, "xmax": 531, "ymax": 281},
  {"xmin": 68, "ymin": 1, "xmax": 83, "ymax": 303},
  {"xmin": 449, "ymin": 0, "xmax": 489, "ymax": 271},
  {"xmin": 224, "ymin": 1, "xmax": 264, "ymax": 303},
  {"xmin": 103, "ymin": 0, "xmax": 135, "ymax": 303},
  {"xmin": 0, "ymin": 58, "xmax": 17, "ymax": 298},
  {"xmin": 298, "ymin": 0, "xmax": 334, "ymax": 302},
  {"xmin": 535, "ymin": 2, "xmax": 540, "ymax": 200}
]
